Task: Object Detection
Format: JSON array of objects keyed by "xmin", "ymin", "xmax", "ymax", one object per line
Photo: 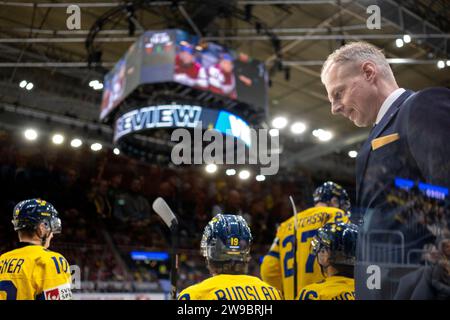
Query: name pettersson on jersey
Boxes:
[{"xmin": 44, "ymin": 284, "xmax": 72, "ymax": 300}]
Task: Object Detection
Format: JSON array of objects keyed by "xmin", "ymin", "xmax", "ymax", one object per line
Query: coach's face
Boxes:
[{"xmin": 323, "ymin": 61, "xmax": 379, "ymax": 127}]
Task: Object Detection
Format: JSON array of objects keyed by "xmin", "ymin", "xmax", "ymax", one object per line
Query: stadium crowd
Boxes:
[
  {"xmin": 0, "ymin": 130, "xmax": 448, "ymax": 293},
  {"xmin": 0, "ymin": 130, "xmax": 315, "ymax": 291}
]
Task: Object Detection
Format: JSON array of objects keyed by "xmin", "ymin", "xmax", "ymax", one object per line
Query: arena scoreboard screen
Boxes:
[{"xmin": 100, "ymin": 29, "xmax": 269, "ymax": 122}]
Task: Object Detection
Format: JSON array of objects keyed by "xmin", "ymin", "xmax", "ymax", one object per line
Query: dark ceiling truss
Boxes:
[
  {"xmin": 351, "ymin": 0, "xmax": 449, "ymax": 58},
  {"xmin": 84, "ymin": 0, "xmax": 286, "ymax": 71}
]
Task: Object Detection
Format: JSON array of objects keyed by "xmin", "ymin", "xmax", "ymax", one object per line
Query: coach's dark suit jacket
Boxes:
[{"xmin": 354, "ymin": 88, "xmax": 450, "ymax": 300}]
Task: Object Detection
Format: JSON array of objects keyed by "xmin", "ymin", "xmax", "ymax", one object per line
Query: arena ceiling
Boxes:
[{"xmin": 0, "ymin": 0, "xmax": 449, "ymax": 180}]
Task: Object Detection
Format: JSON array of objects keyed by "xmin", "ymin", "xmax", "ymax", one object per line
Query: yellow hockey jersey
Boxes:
[
  {"xmin": 0, "ymin": 244, "xmax": 72, "ymax": 300},
  {"xmin": 297, "ymin": 276, "xmax": 355, "ymax": 300},
  {"xmin": 178, "ymin": 274, "xmax": 283, "ymax": 300},
  {"xmin": 260, "ymin": 206, "xmax": 349, "ymax": 300}
]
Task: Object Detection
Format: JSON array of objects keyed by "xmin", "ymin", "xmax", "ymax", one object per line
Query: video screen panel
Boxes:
[
  {"xmin": 100, "ymin": 29, "xmax": 268, "ymax": 121},
  {"xmin": 100, "ymin": 40, "xmax": 143, "ymax": 120},
  {"xmin": 173, "ymin": 30, "xmax": 268, "ymax": 111}
]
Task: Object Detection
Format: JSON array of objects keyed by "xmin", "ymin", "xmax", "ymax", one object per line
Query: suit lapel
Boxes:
[
  {"xmin": 370, "ymin": 90, "xmax": 414, "ymax": 140},
  {"xmin": 356, "ymin": 90, "xmax": 415, "ymax": 204}
]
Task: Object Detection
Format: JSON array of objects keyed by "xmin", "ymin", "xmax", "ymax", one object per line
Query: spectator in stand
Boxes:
[
  {"xmin": 88, "ymin": 179, "xmax": 112, "ymax": 220},
  {"xmin": 54, "ymin": 168, "xmax": 85, "ymax": 211},
  {"xmin": 108, "ymin": 174, "xmax": 123, "ymax": 204},
  {"xmin": 431, "ymin": 238, "xmax": 450, "ymax": 299},
  {"xmin": 212, "ymin": 189, "xmax": 245, "ymax": 217},
  {"xmin": 114, "ymin": 178, "xmax": 151, "ymax": 225}
]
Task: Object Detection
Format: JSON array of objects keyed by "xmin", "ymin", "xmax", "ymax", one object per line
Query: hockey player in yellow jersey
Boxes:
[
  {"xmin": 298, "ymin": 222, "xmax": 358, "ymax": 300},
  {"xmin": 260, "ymin": 181, "xmax": 351, "ymax": 299},
  {"xmin": 0, "ymin": 199, "xmax": 72, "ymax": 300},
  {"xmin": 178, "ymin": 214, "xmax": 282, "ymax": 300}
]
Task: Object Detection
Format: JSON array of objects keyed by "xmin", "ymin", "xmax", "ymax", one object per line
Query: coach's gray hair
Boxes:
[{"xmin": 321, "ymin": 41, "xmax": 394, "ymax": 83}]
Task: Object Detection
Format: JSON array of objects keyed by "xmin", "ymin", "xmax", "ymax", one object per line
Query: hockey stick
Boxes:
[
  {"xmin": 289, "ymin": 196, "xmax": 299, "ymax": 300},
  {"xmin": 152, "ymin": 197, "xmax": 179, "ymax": 300}
]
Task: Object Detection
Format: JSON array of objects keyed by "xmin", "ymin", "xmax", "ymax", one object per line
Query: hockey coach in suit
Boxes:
[{"xmin": 320, "ymin": 41, "xmax": 450, "ymax": 299}]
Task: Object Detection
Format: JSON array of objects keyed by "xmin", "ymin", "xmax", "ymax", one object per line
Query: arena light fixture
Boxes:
[
  {"xmin": 90, "ymin": 142, "xmax": 102, "ymax": 151},
  {"xmin": 290, "ymin": 122, "xmax": 306, "ymax": 134},
  {"xmin": 89, "ymin": 80, "xmax": 99, "ymax": 87},
  {"xmin": 256, "ymin": 175, "xmax": 266, "ymax": 182},
  {"xmin": 446, "ymin": 60, "xmax": 450, "ymax": 67},
  {"xmin": 226, "ymin": 169, "xmax": 236, "ymax": 176},
  {"xmin": 24, "ymin": 128, "xmax": 38, "ymax": 141},
  {"xmin": 348, "ymin": 150, "xmax": 358, "ymax": 158},
  {"xmin": 269, "ymin": 129, "xmax": 279, "ymax": 137},
  {"xmin": 52, "ymin": 133, "xmax": 64, "ymax": 145},
  {"xmin": 403, "ymin": 34, "xmax": 411, "ymax": 43},
  {"xmin": 89, "ymin": 80, "xmax": 103, "ymax": 90},
  {"xmin": 93, "ymin": 82, "xmax": 103, "ymax": 90},
  {"xmin": 239, "ymin": 170, "xmax": 250, "ymax": 180},
  {"xmin": 437, "ymin": 60, "xmax": 445, "ymax": 69},
  {"xmin": 70, "ymin": 138, "xmax": 82, "ymax": 148},
  {"xmin": 395, "ymin": 38, "xmax": 404, "ymax": 48},
  {"xmin": 113, "ymin": 148, "xmax": 120, "ymax": 155},
  {"xmin": 25, "ymin": 82, "xmax": 34, "ymax": 90},
  {"xmin": 19, "ymin": 80, "xmax": 27, "ymax": 88},
  {"xmin": 271, "ymin": 116, "xmax": 288, "ymax": 129},
  {"xmin": 205, "ymin": 164, "xmax": 217, "ymax": 174},
  {"xmin": 312, "ymin": 129, "xmax": 333, "ymax": 142}
]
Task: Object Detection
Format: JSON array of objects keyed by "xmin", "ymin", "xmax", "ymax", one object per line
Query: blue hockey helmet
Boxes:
[
  {"xmin": 12, "ymin": 199, "xmax": 62, "ymax": 234},
  {"xmin": 313, "ymin": 181, "xmax": 351, "ymax": 212},
  {"xmin": 179, "ymin": 42, "xmax": 194, "ymax": 54},
  {"xmin": 201, "ymin": 214, "xmax": 252, "ymax": 263},
  {"xmin": 311, "ymin": 222, "xmax": 359, "ymax": 266}
]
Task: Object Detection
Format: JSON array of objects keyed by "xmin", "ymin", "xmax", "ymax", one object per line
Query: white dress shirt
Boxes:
[{"xmin": 375, "ymin": 88, "xmax": 406, "ymax": 125}]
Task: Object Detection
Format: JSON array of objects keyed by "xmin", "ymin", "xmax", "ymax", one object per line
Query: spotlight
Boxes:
[
  {"xmin": 19, "ymin": 80, "xmax": 27, "ymax": 88},
  {"xmin": 312, "ymin": 129, "xmax": 333, "ymax": 142},
  {"xmin": 226, "ymin": 169, "xmax": 236, "ymax": 176},
  {"xmin": 348, "ymin": 150, "xmax": 358, "ymax": 158},
  {"xmin": 446, "ymin": 60, "xmax": 450, "ymax": 67},
  {"xmin": 113, "ymin": 148, "xmax": 120, "ymax": 155},
  {"xmin": 403, "ymin": 34, "xmax": 411, "ymax": 43},
  {"xmin": 269, "ymin": 129, "xmax": 279, "ymax": 137},
  {"xmin": 89, "ymin": 80, "xmax": 99, "ymax": 87},
  {"xmin": 256, "ymin": 175, "xmax": 266, "ymax": 182},
  {"xmin": 24, "ymin": 128, "xmax": 38, "ymax": 141},
  {"xmin": 205, "ymin": 164, "xmax": 217, "ymax": 174},
  {"xmin": 290, "ymin": 122, "xmax": 306, "ymax": 134},
  {"xmin": 437, "ymin": 60, "xmax": 445, "ymax": 69},
  {"xmin": 272, "ymin": 116, "xmax": 288, "ymax": 129},
  {"xmin": 25, "ymin": 82, "xmax": 34, "ymax": 90},
  {"xmin": 239, "ymin": 170, "xmax": 250, "ymax": 180},
  {"xmin": 90, "ymin": 143, "xmax": 102, "ymax": 151},
  {"xmin": 52, "ymin": 134, "xmax": 64, "ymax": 145},
  {"xmin": 93, "ymin": 82, "xmax": 103, "ymax": 90},
  {"xmin": 70, "ymin": 138, "xmax": 83, "ymax": 148},
  {"xmin": 395, "ymin": 38, "xmax": 404, "ymax": 48}
]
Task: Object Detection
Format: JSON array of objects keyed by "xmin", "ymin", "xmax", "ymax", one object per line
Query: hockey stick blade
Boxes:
[{"xmin": 152, "ymin": 197, "xmax": 179, "ymax": 229}]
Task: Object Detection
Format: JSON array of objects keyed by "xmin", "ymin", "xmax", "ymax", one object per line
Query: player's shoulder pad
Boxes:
[
  {"xmin": 323, "ymin": 206, "xmax": 344, "ymax": 213},
  {"xmin": 178, "ymin": 287, "xmax": 192, "ymax": 300},
  {"xmin": 298, "ymin": 285, "xmax": 320, "ymax": 300},
  {"xmin": 37, "ymin": 249, "xmax": 69, "ymax": 265},
  {"xmin": 279, "ymin": 215, "xmax": 297, "ymax": 230},
  {"xmin": 316, "ymin": 279, "xmax": 326, "ymax": 284},
  {"xmin": 178, "ymin": 283, "xmax": 201, "ymax": 300}
]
